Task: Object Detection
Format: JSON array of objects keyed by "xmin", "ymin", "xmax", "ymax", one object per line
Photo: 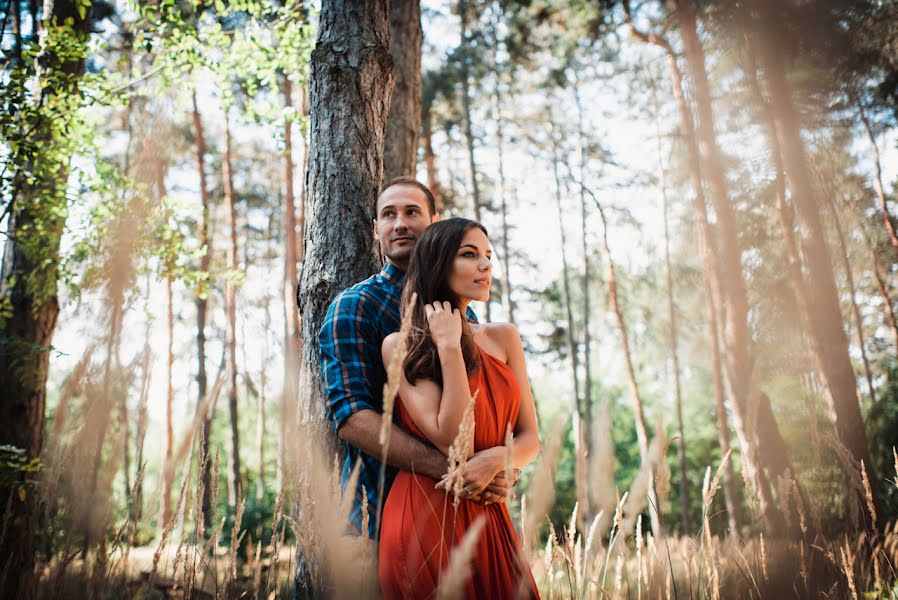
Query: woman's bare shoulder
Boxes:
[{"xmin": 382, "ymin": 331, "xmax": 402, "ymax": 357}]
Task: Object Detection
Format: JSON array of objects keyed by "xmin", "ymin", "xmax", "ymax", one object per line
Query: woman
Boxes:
[{"xmin": 378, "ymin": 218, "xmax": 541, "ymax": 599}]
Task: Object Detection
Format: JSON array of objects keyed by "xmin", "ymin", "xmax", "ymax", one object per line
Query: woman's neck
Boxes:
[{"xmin": 457, "ymin": 298, "xmax": 470, "ymax": 317}]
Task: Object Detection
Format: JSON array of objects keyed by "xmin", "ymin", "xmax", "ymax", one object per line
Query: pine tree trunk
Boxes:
[
  {"xmin": 161, "ymin": 271, "xmax": 174, "ymax": 530},
  {"xmin": 458, "ymin": 1, "xmax": 488, "ymax": 320},
  {"xmin": 861, "ymin": 228, "xmax": 898, "ymax": 354},
  {"xmin": 298, "ymin": 0, "xmax": 393, "ymax": 430},
  {"xmin": 624, "ymin": 1, "xmax": 750, "ymax": 532},
  {"xmin": 671, "ymin": 0, "xmax": 784, "ymax": 532},
  {"xmin": 383, "ymin": 0, "xmax": 422, "ymax": 181},
  {"xmin": 654, "ymin": 104, "xmax": 690, "ymax": 535},
  {"xmin": 828, "ymin": 203, "xmax": 876, "ymax": 404},
  {"xmin": 422, "ymin": 123, "xmax": 444, "ymax": 212},
  {"xmin": 297, "ymin": 2, "xmax": 394, "ymax": 592},
  {"xmin": 595, "ymin": 200, "xmax": 662, "ymax": 537},
  {"xmin": 191, "ymin": 93, "xmax": 214, "ymax": 528},
  {"xmin": 0, "ymin": 2, "xmax": 88, "ymax": 594},
  {"xmin": 281, "ymin": 77, "xmax": 301, "ymax": 490},
  {"xmin": 493, "ymin": 89, "xmax": 515, "ymax": 325},
  {"xmin": 223, "ymin": 111, "xmax": 242, "ymax": 507},
  {"xmin": 857, "ymin": 99, "xmax": 898, "ymax": 260},
  {"xmin": 549, "ymin": 118, "xmax": 586, "ymax": 527},
  {"xmin": 756, "ymin": 1, "xmax": 879, "ymax": 524}
]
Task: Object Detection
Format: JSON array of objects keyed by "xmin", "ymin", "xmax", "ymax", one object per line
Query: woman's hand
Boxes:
[
  {"xmin": 425, "ymin": 301, "xmax": 462, "ymax": 351},
  {"xmin": 435, "ymin": 447, "xmax": 507, "ymax": 501}
]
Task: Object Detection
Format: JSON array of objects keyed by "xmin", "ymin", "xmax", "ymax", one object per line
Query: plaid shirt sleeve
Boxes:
[{"xmin": 319, "ymin": 289, "xmax": 380, "ymax": 433}]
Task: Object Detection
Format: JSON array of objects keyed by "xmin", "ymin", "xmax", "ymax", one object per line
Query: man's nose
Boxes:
[{"xmin": 394, "ymin": 214, "xmax": 409, "ymax": 231}]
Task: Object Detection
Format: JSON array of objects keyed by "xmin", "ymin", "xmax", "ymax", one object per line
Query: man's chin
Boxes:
[{"xmin": 385, "ymin": 248, "xmax": 413, "ymax": 265}]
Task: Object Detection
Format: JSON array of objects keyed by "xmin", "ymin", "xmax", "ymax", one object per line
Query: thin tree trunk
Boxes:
[
  {"xmin": 490, "ymin": 7, "xmax": 514, "ymax": 325},
  {"xmin": 857, "ymin": 99, "xmax": 898, "ymax": 260},
  {"xmin": 191, "ymin": 93, "xmax": 213, "ymax": 528},
  {"xmin": 594, "ymin": 198, "xmax": 662, "ymax": 536},
  {"xmin": 281, "ymin": 77, "xmax": 301, "ymax": 490},
  {"xmin": 756, "ymin": 0, "xmax": 879, "ymax": 523},
  {"xmin": 860, "ymin": 226, "xmax": 898, "ymax": 354},
  {"xmin": 258, "ymin": 298, "xmax": 269, "ymax": 501},
  {"xmin": 459, "ymin": 0, "xmax": 482, "ymax": 224},
  {"xmin": 383, "ymin": 0, "xmax": 422, "ymax": 181},
  {"xmin": 707, "ymin": 278, "xmax": 742, "ymax": 534},
  {"xmin": 549, "ymin": 118, "xmax": 586, "ymax": 528},
  {"xmin": 161, "ymin": 271, "xmax": 174, "ymax": 529},
  {"xmin": 651, "ymin": 82, "xmax": 690, "ymax": 534},
  {"xmin": 670, "ymin": 0, "xmax": 784, "ymax": 532},
  {"xmin": 422, "ymin": 123, "xmax": 444, "ymax": 212},
  {"xmin": 624, "ymin": 0, "xmax": 760, "ymax": 532},
  {"xmin": 223, "ymin": 110, "xmax": 242, "ymax": 508},
  {"xmin": 828, "ymin": 193, "xmax": 876, "ymax": 405},
  {"xmin": 297, "ymin": 2, "xmax": 394, "ymax": 591}
]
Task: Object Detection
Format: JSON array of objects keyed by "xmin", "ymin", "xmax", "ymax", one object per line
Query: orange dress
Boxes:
[{"xmin": 378, "ymin": 348, "xmax": 540, "ymax": 599}]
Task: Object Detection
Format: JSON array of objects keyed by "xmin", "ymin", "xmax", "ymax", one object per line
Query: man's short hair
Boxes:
[{"xmin": 380, "ymin": 177, "xmax": 437, "ymax": 217}]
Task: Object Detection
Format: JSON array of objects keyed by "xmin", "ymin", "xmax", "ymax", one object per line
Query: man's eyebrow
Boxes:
[{"xmin": 379, "ymin": 201, "xmax": 423, "ymax": 212}]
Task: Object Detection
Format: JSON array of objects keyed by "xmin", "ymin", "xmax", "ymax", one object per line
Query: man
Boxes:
[{"xmin": 319, "ymin": 178, "xmax": 516, "ymax": 546}]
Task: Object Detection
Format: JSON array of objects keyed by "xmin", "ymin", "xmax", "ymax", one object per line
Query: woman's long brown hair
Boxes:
[{"xmin": 401, "ymin": 218, "xmax": 487, "ymax": 386}]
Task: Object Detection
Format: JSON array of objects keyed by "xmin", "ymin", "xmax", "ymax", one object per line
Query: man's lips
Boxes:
[{"xmin": 392, "ymin": 236, "xmax": 414, "ymax": 243}]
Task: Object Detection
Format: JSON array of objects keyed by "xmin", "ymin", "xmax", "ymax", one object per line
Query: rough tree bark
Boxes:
[
  {"xmin": 190, "ymin": 93, "xmax": 214, "ymax": 528},
  {"xmin": 755, "ymin": 0, "xmax": 879, "ymax": 523},
  {"xmin": 383, "ymin": 0, "xmax": 422, "ymax": 181},
  {"xmin": 0, "ymin": 3, "xmax": 88, "ymax": 594},
  {"xmin": 296, "ymin": 2, "xmax": 394, "ymax": 592},
  {"xmin": 223, "ymin": 111, "xmax": 242, "ymax": 507}
]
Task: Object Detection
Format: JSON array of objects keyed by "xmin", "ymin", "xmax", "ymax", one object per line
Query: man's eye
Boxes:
[
  {"xmin": 408, "ymin": 209, "xmax": 419, "ymax": 215},
  {"xmin": 382, "ymin": 211, "xmax": 395, "ymax": 218}
]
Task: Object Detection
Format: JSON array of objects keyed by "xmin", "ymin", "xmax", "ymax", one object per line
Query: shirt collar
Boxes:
[{"xmin": 380, "ymin": 262, "xmax": 406, "ymax": 287}]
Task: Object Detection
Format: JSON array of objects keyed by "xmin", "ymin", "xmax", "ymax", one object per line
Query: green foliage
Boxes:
[{"xmin": 0, "ymin": 445, "xmax": 42, "ymax": 500}]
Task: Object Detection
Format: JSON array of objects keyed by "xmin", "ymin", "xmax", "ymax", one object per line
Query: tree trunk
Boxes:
[
  {"xmin": 297, "ymin": 2, "xmax": 394, "ymax": 592},
  {"xmin": 223, "ymin": 111, "xmax": 242, "ymax": 508},
  {"xmin": 857, "ymin": 99, "xmax": 898, "ymax": 260},
  {"xmin": 549, "ymin": 118, "xmax": 586, "ymax": 528},
  {"xmin": 0, "ymin": 2, "xmax": 88, "ymax": 595},
  {"xmin": 652, "ymin": 91, "xmax": 690, "ymax": 534},
  {"xmin": 491, "ymin": 9, "xmax": 514, "ymax": 325},
  {"xmin": 670, "ymin": 0, "xmax": 784, "ymax": 532},
  {"xmin": 383, "ymin": 0, "xmax": 422, "ymax": 181},
  {"xmin": 458, "ymin": 1, "xmax": 488, "ymax": 315},
  {"xmin": 299, "ymin": 0, "xmax": 393, "ymax": 430},
  {"xmin": 595, "ymin": 199, "xmax": 662, "ymax": 537},
  {"xmin": 756, "ymin": 0, "xmax": 879, "ymax": 524},
  {"xmin": 422, "ymin": 122, "xmax": 444, "ymax": 212},
  {"xmin": 161, "ymin": 271, "xmax": 174, "ymax": 530},
  {"xmin": 861, "ymin": 227, "xmax": 898, "ymax": 354},
  {"xmin": 191, "ymin": 93, "xmax": 214, "ymax": 528},
  {"xmin": 624, "ymin": 0, "xmax": 754, "ymax": 532},
  {"xmin": 828, "ymin": 203, "xmax": 876, "ymax": 404},
  {"xmin": 281, "ymin": 77, "xmax": 301, "ymax": 490}
]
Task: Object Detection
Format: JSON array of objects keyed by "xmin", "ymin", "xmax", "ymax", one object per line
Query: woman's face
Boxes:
[{"xmin": 447, "ymin": 227, "xmax": 492, "ymax": 303}]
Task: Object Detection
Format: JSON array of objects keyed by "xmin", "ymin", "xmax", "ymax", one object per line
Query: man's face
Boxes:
[{"xmin": 374, "ymin": 184, "xmax": 438, "ymax": 268}]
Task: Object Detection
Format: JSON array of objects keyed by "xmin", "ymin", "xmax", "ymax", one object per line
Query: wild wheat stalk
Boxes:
[
  {"xmin": 444, "ymin": 391, "xmax": 478, "ymax": 509},
  {"xmin": 861, "ymin": 460, "xmax": 877, "ymax": 530}
]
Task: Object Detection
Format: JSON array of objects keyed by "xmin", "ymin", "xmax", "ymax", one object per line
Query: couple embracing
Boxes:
[{"xmin": 319, "ymin": 178, "xmax": 541, "ymax": 599}]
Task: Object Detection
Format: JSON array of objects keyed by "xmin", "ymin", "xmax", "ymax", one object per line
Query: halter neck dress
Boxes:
[{"xmin": 378, "ymin": 347, "xmax": 540, "ymax": 599}]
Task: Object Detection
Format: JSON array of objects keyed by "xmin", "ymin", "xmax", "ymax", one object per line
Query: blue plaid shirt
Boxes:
[{"xmin": 319, "ymin": 262, "xmax": 476, "ymax": 538}]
